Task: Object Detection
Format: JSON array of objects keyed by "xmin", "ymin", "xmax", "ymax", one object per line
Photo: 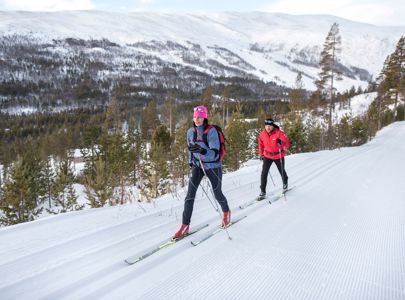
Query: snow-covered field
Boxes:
[{"xmin": 1, "ymin": 121, "xmax": 405, "ymax": 299}]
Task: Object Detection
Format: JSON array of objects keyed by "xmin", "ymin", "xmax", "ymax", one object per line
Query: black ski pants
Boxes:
[
  {"xmin": 182, "ymin": 166, "xmax": 229, "ymax": 225},
  {"xmin": 260, "ymin": 156, "xmax": 288, "ymax": 193}
]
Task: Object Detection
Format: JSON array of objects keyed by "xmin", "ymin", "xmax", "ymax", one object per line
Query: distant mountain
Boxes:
[{"xmin": 0, "ymin": 11, "xmax": 403, "ymax": 110}]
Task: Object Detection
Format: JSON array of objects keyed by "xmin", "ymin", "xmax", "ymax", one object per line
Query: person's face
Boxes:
[
  {"xmin": 265, "ymin": 124, "xmax": 273, "ymax": 132},
  {"xmin": 194, "ymin": 116, "xmax": 204, "ymax": 126}
]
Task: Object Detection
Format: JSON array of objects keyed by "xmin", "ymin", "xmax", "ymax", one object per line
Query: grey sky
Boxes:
[{"xmin": 0, "ymin": 0, "xmax": 404, "ymax": 26}]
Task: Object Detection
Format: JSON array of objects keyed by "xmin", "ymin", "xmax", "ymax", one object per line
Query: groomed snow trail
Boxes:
[{"xmin": 0, "ymin": 122, "xmax": 404, "ymax": 299}]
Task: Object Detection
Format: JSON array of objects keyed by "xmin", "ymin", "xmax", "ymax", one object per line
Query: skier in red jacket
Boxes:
[{"xmin": 258, "ymin": 118, "xmax": 290, "ymax": 198}]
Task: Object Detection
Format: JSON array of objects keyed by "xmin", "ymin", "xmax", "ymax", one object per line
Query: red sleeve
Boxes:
[
  {"xmin": 279, "ymin": 131, "xmax": 290, "ymax": 149},
  {"xmin": 258, "ymin": 132, "xmax": 264, "ymax": 156}
]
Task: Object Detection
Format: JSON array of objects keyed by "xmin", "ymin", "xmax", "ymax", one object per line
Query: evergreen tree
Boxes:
[
  {"xmin": 140, "ymin": 100, "xmax": 160, "ymax": 140},
  {"xmin": 201, "ymin": 86, "xmax": 214, "ymax": 109},
  {"xmin": 161, "ymin": 94, "xmax": 177, "ymax": 136},
  {"xmin": 81, "ymin": 124, "xmax": 102, "ymax": 178},
  {"xmin": 315, "ymin": 22, "xmax": 342, "ymax": 148},
  {"xmin": 351, "ymin": 116, "xmax": 368, "ymax": 146},
  {"xmin": 337, "ymin": 115, "xmax": 352, "ymax": 147},
  {"xmin": 149, "ymin": 125, "xmax": 172, "ymax": 197},
  {"xmin": 43, "ymin": 156, "xmax": 55, "ymax": 209},
  {"xmin": 289, "ymin": 72, "xmax": 306, "ymax": 111},
  {"xmin": 256, "ymin": 107, "xmax": 267, "ymax": 128},
  {"xmin": 306, "ymin": 119, "xmax": 323, "ymax": 152},
  {"xmin": 84, "ymin": 157, "xmax": 113, "ymax": 208},
  {"xmin": 224, "ymin": 107, "xmax": 249, "ymax": 171},
  {"xmin": 104, "ymin": 96, "xmax": 121, "ymax": 133},
  {"xmin": 103, "ymin": 132, "xmax": 132, "ymax": 205},
  {"xmin": 208, "ymin": 104, "xmax": 222, "ymax": 127},
  {"xmin": 0, "ymin": 152, "xmax": 45, "ymax": 225},
  {"xmin": 283, "ymin": 112, "xmax": 307, "ymax": 153},
  {"xmin": 171, "ymin": 120, "xmax": 190, "ymax": 187},
  {"xmin": 366, "ymin": 101, "xmax": 379, "ymax": 139},
  {"xmin": 138, "ymin": 150, "xmax": 154, "ymax": 202},
  {"xmin": 376, "ymin": 36, "xmax": 405, "ymax": 122},
  {"xmin": 221, "ymin": 86, "xmax": 231, "ymax": 128},
  {"xmin": 47, "ymin": 155, "xmax": 83, "ymax": 214},
  {"xmin": 126, "ymin": 120, "xmax": 142, "ymax": 187}
]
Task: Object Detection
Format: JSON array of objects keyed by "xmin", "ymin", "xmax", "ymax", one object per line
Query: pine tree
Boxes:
[
  {"xmin": 315, "ymin": 22, "xmax": 342, "ymax": 148},
  {"xmin": 221, "ymin": 86, "xmax": 231, "ymax": 128},
  {"xmin": 201, "ymin": 86, "xmax": 214, "ymax": 109},
  {"xmin": 306, "ymin": 119, "xmax": 323, "ymax": 152},
  {"xmin": 161, "ymin": 94, "xmax": 177, "ymax": 136},
  {"xmin": 111, "ymin": 132, "xmax": 134, "ymax": 205},
  {"xmin": 289, "ymin": 72, "xmax": 306, "ymax": 111},
  {"xmin": 374, "ymin": 36, "xmax": 405, "ymax": 127},
  {"xmin": 283, "ymin": 112, "xmax": 308, "ymax": 153},
  {"xmin": 81, "ymin": 124, "xmax": 102, "ymax": 178},
  {"xmin": 171, "ymin": 120, "xmax": 190, "ymax": 187},
  {"xmin": 224, "ymin": 106, "xmax": 249, "ymax": 171},
  {"xmin": 337, "ymin": 115, "xmax": 352, "ymax": 147},
  {"xmin": 0, "ymin": 153, "xmax": 45, "ymax": 226},
  {"xmin": 149, "ymin": 125, "xmax": 172, "ymax": 197},
  {"xmin": 104, "ymin": 96, "xmax": 121, "ymax": 133},
  {"xmin": 84, "ymin": 157, "xmax": 113, "ymax": 208},
  {"xmin": 47, "ymin": 155, "xmax": 83, "ymax": 214},
  {"xmin": 126, "ymin": 119, "xmax": 142, "ymax": 188},
  {"xmin": 250, "ymin": 108, "xmax": 268, "ymax": 159},
  {"xmin": 351, "ymin": 116, "xmax": 368, "ymax": 146},
  {"xmin": 138, "ymin": 151, "xmax": 154, "ymax": 202},
  {"xmin": 140, "ymin": 100, "xmax": 160, "ymax": 140},
  {"xmin": 43, "ymin": 156, "xmax": 55, "ymax": 209}
]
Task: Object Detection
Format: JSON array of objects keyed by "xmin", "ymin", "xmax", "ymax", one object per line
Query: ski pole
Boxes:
[
  {"xmin": 279, "ymin": 148, "xmax": 287, "ymax": 198},
  {"xmin": 269, "ymin": 171, "xmax": 276, "ymax": 187},
  {"xmin": 188, "ymin": 165, "xmax": 218, "ymax": 212},
  {"xmin": 200, "ymin": 181, "xmax": 219, "ymax": 212}
]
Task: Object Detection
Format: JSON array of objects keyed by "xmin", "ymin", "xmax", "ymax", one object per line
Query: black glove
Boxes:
[
  {"xmin": 188, "ymin": 144, "xmax": 207, "ymax": 155},
  {"xmin": 189, "ymin": 163, "xmax": 193, "ymax": 168},
  {"xmin": 260, "ymin": 155, "xmax": 264, "ymax": 161},
  {"xmin": 276, "ymin": 138, "xmax": 282, "ymax": 146}
]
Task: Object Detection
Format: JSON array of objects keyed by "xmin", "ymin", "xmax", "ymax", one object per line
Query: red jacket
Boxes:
[{"xmin": 258, "ymin": 128, "xmax": 290, "ymax": 160}]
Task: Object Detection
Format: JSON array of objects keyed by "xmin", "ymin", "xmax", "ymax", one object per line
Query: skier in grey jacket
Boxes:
[{"xmin": 174, "ymin": 105, "xmax": 231, "ymax": 239}]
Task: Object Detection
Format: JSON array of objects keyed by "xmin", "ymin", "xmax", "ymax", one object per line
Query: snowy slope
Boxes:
[
  {"xmin": 1, "ymin": 121, "xmax": 405, "ymax": 299},
  {"xmin": 0, "ymin": 11, "xmax": 403, "ymax": 90},
  {"xmin": 333, "ymin": 92, "xmax": 377, "ymax": 121}
]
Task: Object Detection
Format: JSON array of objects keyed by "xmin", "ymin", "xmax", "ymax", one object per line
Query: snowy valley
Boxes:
[{"xmin": 1, "ymin": 11, "xmax": 404, "ymax": 112}]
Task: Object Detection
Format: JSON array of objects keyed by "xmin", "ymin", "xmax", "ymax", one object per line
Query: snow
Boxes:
[
  {"xmin": 1, "ymin": 121, "xmax": 405, "ymax": 299},
  {"xmin": 333, "ymin": 92, "xmax": 377, "ymax": 122}
]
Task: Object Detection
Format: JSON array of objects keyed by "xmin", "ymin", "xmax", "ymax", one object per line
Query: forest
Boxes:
[{"xmin": 0, "ymin": 25, "xmax": 403, "ymax": 227}]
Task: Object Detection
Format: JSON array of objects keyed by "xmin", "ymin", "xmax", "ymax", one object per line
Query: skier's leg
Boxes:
[
  {"xmin": 260, "ymin": 157, "xmax": 272, "ymax": 193},
  {"xmin": 182, "ymin": 166, "xmax": 204, "ymax": 224},
  {"xmin": 206, "ymin": 167, "xmax": 229, "ymax": 212},
  {"xmin": 274, "ymin": 157, "xmax": 288, "ymax": 185}
]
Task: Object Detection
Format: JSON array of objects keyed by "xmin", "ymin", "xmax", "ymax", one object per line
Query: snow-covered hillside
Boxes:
[
  {"xmin": 0, "ymin": 11, "xmax": 403, "ymax": 90},
  {"xmin": 1, "ymin": 121, "xmax": 404, "ymax": 299},
  {"xmin": 333, "ymin": 92, "xmax": 377, "ymax": 122}
]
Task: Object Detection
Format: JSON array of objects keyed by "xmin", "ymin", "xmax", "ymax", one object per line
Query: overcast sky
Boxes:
[{"xmin": 1, "ymin": 0, "xmax": 404, "ymax": 26}]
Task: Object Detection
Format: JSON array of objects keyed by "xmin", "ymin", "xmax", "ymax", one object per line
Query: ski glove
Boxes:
[
  {"xmin": 188, "ymin": 144, "xmax": 207, "ymax": 155},
  {"xmin": 276, "ymin": 138, "xmax": 282, "ymax": 145}
]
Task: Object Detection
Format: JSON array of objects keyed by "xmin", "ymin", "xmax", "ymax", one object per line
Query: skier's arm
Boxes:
[
  {"xmin": 258, "ymin": 133, "xmax": 264, "ymax": 156},
  {"xmin": 278, "ymin": 131, "xmax": 290, "ymax": 149},
  {"xmin": 200, "ymin": 128, "xmax": 219, "ymax": 162}
]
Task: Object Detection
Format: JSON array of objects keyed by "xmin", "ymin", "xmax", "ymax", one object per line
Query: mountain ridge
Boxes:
[{"xmin": 0, "ymin": 11, "xmax": 403, "ymax": 109}]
